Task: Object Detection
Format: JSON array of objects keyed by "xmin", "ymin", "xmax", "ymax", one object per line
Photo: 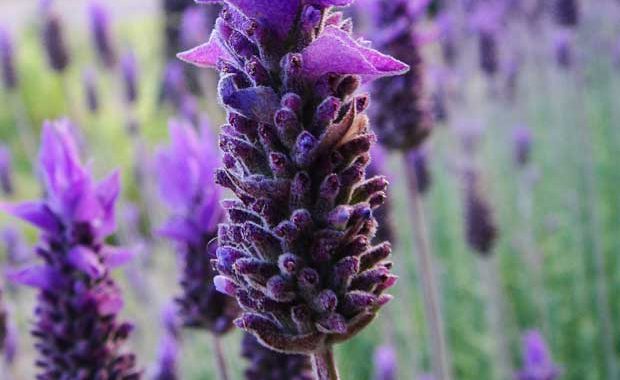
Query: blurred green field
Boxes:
[{"xmin": 0, "ymin": 2, "xmax": 619, "ymax": 380}]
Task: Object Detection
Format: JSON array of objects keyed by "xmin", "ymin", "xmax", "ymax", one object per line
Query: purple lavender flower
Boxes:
[
  {"xmin": 0, "ymin": 27, "xmax": 17, "ymax": 90},
  {"xmin": 0, "ymin": 145, "xmax": 13, "ymax": 196},
  {"xmin": 179, "ymin": 1, "xmax": 406, "ymax": 371},
  {"xmin": 89, "ymin": 1, "xmax": 117, "ymax": 68},
  {"xmin": 0, "ymin": 120, "xmax": 140, "ymax": 378},
  {"xmin": 156, "ymin": 120, "xmax": 238, "ymax": 333},
  {"xmin": 369, "ymin": 0, "xmax": 432, "ymax": 151},
  {"xmin": 552, "ymin": 0, "xmax": 578, "ymax": 28},
  {"xmin": 241, "ymin": 333, "xmax": 314, "ymax": 380},
  {"xmin": 517, "ymin": 330, "xmax": 561, "ymax": 380},
  {"xmin": 553, "ymin": 31, "xmax": 573, "ymax": 69},
  {"xmin": 41, "ymin": 9, "xmax": 71, "ymax": 73},
  {"xmin": 373, "ymin": 345, "xmax": 397, "ymax": 380},
  {"xmin": 83, "ymin": 68, "xmax": 100, "ymax": 114},
  {"xmin": 513, "ymin": 126, "xmax": 532, "ymax": 167},
  {"xmin": 1, "ymin": 227, "xmax": 30, "ymax": 267},
  {"xmin": 405, "ymin": 149, "xmax": 431, "ymax": 195},
  {"xmin": 121, "ymin": 51, "xmax": 139, "ymax": 105},
  {"xmin": 463, "ymin": 169, "xmax": 498, "ymax": 256}
]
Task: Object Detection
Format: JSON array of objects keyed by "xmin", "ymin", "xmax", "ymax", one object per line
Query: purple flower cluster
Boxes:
[
  {"xmin": 369, "ymin": 0, "xmax": 432, "ymax": 151},
  {"xmin": 463, "ymin": 169, "xmax": 498, "ymax": 256},
  {"xmin": 180, "ymin": 0, "xmax": 407, "ymax": 355},
  {"xmin": 241, "ymin": 333, "xmax": 314, "ymax": 380},
  {"xmin": 517, "ymin": 330, "xmax": 561, "ymax": 380},
  {"xmin": 156, "ymin": 120, "xmax": 238, "ymax": 333},
  {"xmin": 1, "ymin": 120, "xmax": 140, "ymax": 379}
]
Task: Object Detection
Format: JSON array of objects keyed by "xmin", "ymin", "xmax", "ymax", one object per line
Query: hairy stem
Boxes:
[
  {"xmin": 312, "ymin": 346, "xmax": 340, "ymax": 380},
  {"xmin": 404, "ymin": 156, "xmax": 453, "ymax": 380}
]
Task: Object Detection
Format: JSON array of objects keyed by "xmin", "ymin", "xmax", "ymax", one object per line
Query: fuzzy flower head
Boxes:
[
  {"xmin": 517, "ymin": 330, "xmax": 561, "ymax": 380},
  {"xmin": 180, "ymin": 0, "xmax": 406, "ymax": 354},
  {"xmin": 156, "ymin": 120, "xmax": 238, "ymax": 333},
  {"xmin": 0, "ymin": 120, "xmax": 140, "ymax": 378}
]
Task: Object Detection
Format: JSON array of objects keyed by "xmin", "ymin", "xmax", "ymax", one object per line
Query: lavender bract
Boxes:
[
  {"xmin": 180, "ymin": 0, "xmax": 406, "ymax": 357},
  {"xmin": 368, "ymin": 0, "xmax": 431, "ymax": 151},
  {"xmin": 0, "ymin": 120, "xmax": 140, "ymax": 379},
  {"xmin": 0, "ymin": 27, "xmax": 17, "ymax": 90},
  {"xmin": 156, "ymin": 120, "xmax": 238, "ymax": 333},
  {"xmin": 241, "ymin": 333, "xmax": 314, "ymax": 380},
  {"xmin": 517, "ymin": 330, "xmax": 561, "ymax": 380}
]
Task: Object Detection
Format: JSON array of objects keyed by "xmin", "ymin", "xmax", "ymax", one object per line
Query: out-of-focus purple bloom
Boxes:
[
  {"xmin": 3, "ymin": 315, "xmax": 17, "ymax": 365},
  {"xmin": 552, "ymin": 0, "xmax": 578, "ymax": 28},
  {"xmin": 367, "ymin": 146, "xmax": 396, "ymax": 245},
  {"xmin": 373, "ymin": 345, "xmax": 397, "ymax": 380},
  {"xmin": 0, "ymin": 288, "xmax": 6, "ymax": 353},
  {"xmin": 41, "ymin": 9, "xmax": 71, "ymax": 73},
  {"xmin": 0, "ymin": 120, "xmax": 140, "ymax": 378},
  {"xmin": 0, "ymin": 145, "xmax": 13, "ymax": 196},
  {"xmin": 121, "ymin": 51, "xmax": 139, "ymax": 105},
  {"xmin": 156, "ymin": 120, "xmax": 238, "ymax": 334},
  {"xmin": 83, "ymin": 68, "xmax": 100, "ymax": 114},
  {"xmin": 160, "ymin": 61, "xmax": 188, "ymax": 107},
  {"xmin": 406, "ymin": 149, "xmax": 431, "ymax": 195},
  {"xmin": 473, "ymin": 5, "xmax": 502, "ymax": 77},
  {"xmin": 513, "ymin": 126, "xmax": 532, "ymax": 167},
  {"xmin": 153, "ymin": 303, "xmax": 181, "ymax": 380},
  {"xmin": 463, "ymin": 169, "xmax": 498, "ymax": 256},
  {"xmin": 516, "ymin": 330, "xmax": 561, "ymax": 380},
  {"xmin": 241, "ymin": 333, "xmax": 314, "ymax": 380},
  {"xmin": 180, "ymin": 0, "xmax": 404, "ymax": 355},
  {"xmin": 437, "ymin": 13, "xmax": 458, "ymax": 68},
  {"xmin": 1, "ymin": 227, "xmax": 30, "ymax": 266},
  {"xmin": 368, "ymin": 0, "xmax": 432, "ymax": 151},
  {"xmin": 0, "ymin": 27, "xmax": 17, "ymax": 90},
  {"xmin": 89, "ymin": 1, "xmax": 117, "ymax": 68},
  {"xmin": 553, "ymin": 31, "xmax": 573, "ymax": 69}
]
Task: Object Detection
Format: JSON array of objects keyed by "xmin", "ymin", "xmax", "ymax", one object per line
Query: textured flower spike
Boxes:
[
  {"xmin": 0, "ymin": 27, "xmax": 17, "ymax": 91},
  {"xmin": 180, "ymin": 1, "xmax": 406, "ymax": 375},
  {"xmin": 41, "ymin": 6, "xmax": 71, "ymax": 73},
  {"xmin": 156, "ymin": 119, "xmax": 238, "ymax": 333},
  {"xmin": 0, "ymin": 145, "xmax": 13, "ymax": 196},
  {"xmin": 0, "ymin": 120, "xmax": 141, "ymax": 379},
  {"xmin": 83, "ymin": 68, "xmax": 100, "ymax": 114},
  {"xmin": 89, "ymin": 1, "xmax": 117, "ymax": 68},
  {"xmin": 368, "ymin": 0, "xmax": 432, "ymax": 151},
  {"xmin": 517, "ymin": 330, "xmax": 561, "ymax": 380},
  {"xmin": 121, "ymin": 51, "xmax": 139, "ymax": 105},
  {"xmin": 373, "ymin": 345, "xmax": 397, "ymax": 380},
  {"xmin": 513, "ymin": 126, "xmax": 532, "ymax": 168},
  {"xmin": 552, "ymin": 0, "xmax": 578, "ymax": 28},
  {"xmin": 241, "ymin": 333, "xmax": 314, "ymax": 380},
  {"xmin": 463, "ymin": 169, "xmax": 498, "ymax": 256}
]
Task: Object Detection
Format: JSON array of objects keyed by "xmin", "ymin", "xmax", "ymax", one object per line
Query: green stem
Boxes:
[
  {"xmin": 312, "ymin": 347, "xmax": 339, "ymax": 380},
  {"xmin": 212, "ymin": 335, "xmax": 230, "ymax": 380}
]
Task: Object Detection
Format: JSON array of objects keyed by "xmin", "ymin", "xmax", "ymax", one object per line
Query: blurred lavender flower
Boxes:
[
  {"xmin": 437, "ymin": 13, "xmax": 458, "ymax": 68},
  {"xmin": 517, "ymin": 330, "xmax": 561, "ymax": 380},
  {"xmin": 163, "ymin": 0, "xmax": 195, "ymax": 59},
  {"xmin": 180, "ymin": 7, "xmax": 211, "ymax": 50},
  {"xmin": 552, "ymin": 0, "xmax": 578, "ymax": 28},
  {"xmin": 478, "ymin": 30, "xmax": 498, "ymax": 77},
  {"xmin": 369, "ymin": 0, "xmax": 432, "ymax": 151},
  {"xmin": 241, "ymin": 333, "xmax": 314, "ymax": 380},
  {"xmin": 373, "ymin": 345, "xmax": 397, "ymax": 380},
  {"xmin": 0, "ymin": 146, "xmax": 13, "ymax": 196},
  {"xmin": 0, "ymin": 120, "xmax": 140, "ymax": 378},
  {"xmin": 121, "ymin": 51, "xmax": 139, "ymax": 105},
  {"xmin": 1, "ymin": 227, "xmax": 30, "ymax": 267},
  {"xmin": 152, "ymin": 304, "xmax": 181, "ymax": 380},
  {"xmin": 553, "ymin": 31, "xmax": 573, "ymax": 69},
  {"xmin": 83, "ymin": 68, "xmax": 100, "ymax": 114},
  {"xmin": 89, "ymin": 1, "xmax": 117, "ymax": 68},
  {"xmin": 0, "ymin": 288, "xmax": 6, "ymax": 352},
  {"xmin": 406, "ymin": 149, "xmax": 431, "ymax": 195},
  {"xmin": 513, "ymin": 126, "xmax": 532, "ymax": 167},
  {"xmin": 156, "ymin": 120, "xmax": 238, "ymax": 334},
  {"xmin": 463, "ymin": 169, "xmax": 498, "ymax": 256},
  {"xmin": 41, "ymin": 8, "xmax": 71, "ymax": 73},
  {"xmin": 0, "ymin": 27, "xmax": 17, "ymax": 90},
  {"xmin": 3, "ymin": 315, "xmax": 17, "ymax": 365},
  {"xmin": 179, "ymin": 2, "xmax": 406, "ymax": 372}
]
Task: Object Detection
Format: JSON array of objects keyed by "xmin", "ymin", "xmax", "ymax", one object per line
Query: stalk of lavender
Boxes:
[
  {"xmin": 462, "ymin": 168, "xmax": 513, "ymax": 380},
  {"xmin": 517, "ymin": 330, "xmax": 561, "ymax": 380},
  {"xmin": 367, "ymin": 1, "xmax": 451, "ymax": 379},
  {"xmin": 242, "ymin": 333, "xmax": 314, "ymax": 380},
  {"xmin": 156, "ymin": 120, "xmax": 239, "ymax": 379},
  {"xmin": 0, "ymin": 120, "xmax": 141, "ymax": 379},
  {"xmin": 0, "ymin": 146, "xmax": 14, "ymax": 196},
  {"xmin": 179, "ymin": 2, "xmax": 408, "ymax": 378},
  {"xmin": 89, "ymin": 1, "xmax": 117, "ymax": 69}
]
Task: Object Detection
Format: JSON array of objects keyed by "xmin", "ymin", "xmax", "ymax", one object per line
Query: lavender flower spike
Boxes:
[
  {"xmin": 463, "ymin": 169, "xmax": 498, "ymax": 256},
  {"xmin": 41, "ymin": 8, "xmax": 71, "ymax": 73},
  {"xmin": 0, "ymin": 145, "xmax": 14, "ymax": 196},
  {"xmin": 373, "ymin": 345, "xmax": 397, "ymax": 380},
  {"xmin": 242, "ymin": 333, "xmax": 314, "ymax": 380},
  {"xmin": 89, "ymin": 1, "xmax": 117, "ymax": 68},
  {"xmin": 180, "ymin": 1, "xmax": 406, "ymax": 377},
  {"xmin": 517, "ymin": 330, "xmax": 561, "ymax": 380},
  {"xmin": 83, "ymin": 68, "xmax": 100, "ymax": 114},
  {"xmin": 0, "ymin": 120, "xmax": 141, "ymax": 379},
  {"xmin": 0, "ymin": 27, "xmax": 17, "ymax": 90},
  {"xmin": 369, "ymin": 0, "xmax": 432, "ymax": 151},
  {"xmin": 156, "ymin": 119, "xmax": 238, "ymax": 333},
  {"xmin": 121, "ymin": 51, "xmax": 139, "ymax": 105}
]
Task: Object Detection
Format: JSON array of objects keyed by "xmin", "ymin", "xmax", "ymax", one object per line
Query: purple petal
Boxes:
[
  {"xmin": 68, "ymin": 246, "xmax": 105, "ymax": 279},
  {"xmin": 302, "ymin": 26, "xmax": 409, "ymax": 83},
  {"xmin": 95, "ymin": 170, "xmax": 120, "ymax": 235},
  {"xmin": 223, "ymin": 86, "xmax": 280, "ymax": 124},
  {"xmin": 213, "ymin": 275, "xmax": 238, "ymax": 296},
  {"xmin": 0, "ymin": 201, "xmax": 60, "ymax": 232},
  {"xmin": 6, "ymin": 265, "xmax": 58, "ymax": 289},
  {"xmin": 94, "ymin": 289, "xmax": 124, "ymax": 315},
  {"xmin": 177, "ymin": 31, "xmax": 232, "ymax": 68},
  {"xmin": 101, "ymin": 245, "xmax": 136, "ymax": 268}
]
